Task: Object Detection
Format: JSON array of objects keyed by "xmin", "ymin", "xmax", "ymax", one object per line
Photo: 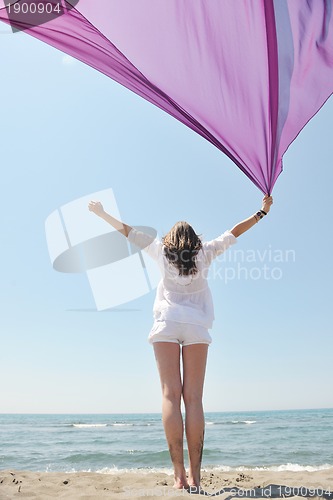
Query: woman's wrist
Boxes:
[{"xmin": 254, "ymin": 208, "xmax": 269, "ymax": 222}]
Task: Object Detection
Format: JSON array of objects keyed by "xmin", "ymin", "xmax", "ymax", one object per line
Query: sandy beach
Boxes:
[{"xmin": 1, "ymin": 469, "xmax": 332, "ymax": 499}]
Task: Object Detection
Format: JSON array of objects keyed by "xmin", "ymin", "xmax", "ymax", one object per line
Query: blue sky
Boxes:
[{"xmin": 0, "ymin": 24, "xmax": 332, "ymax": 414}]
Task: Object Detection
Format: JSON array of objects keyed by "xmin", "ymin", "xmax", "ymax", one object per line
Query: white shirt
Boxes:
[{"xmin": 128, "ymin": 227, "xmax": 237, "ymax": 329}]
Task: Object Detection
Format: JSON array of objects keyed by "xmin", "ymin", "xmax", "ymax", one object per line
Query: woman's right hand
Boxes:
[
  {"xmin": 262, "ymin": 194, "xmax": 273, "ymax": 213},
  {"xmin": 88, "ymin": 200, "xmax": 105, "ymax": 216}
]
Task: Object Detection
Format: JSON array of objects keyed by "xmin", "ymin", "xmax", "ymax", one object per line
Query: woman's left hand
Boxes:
[{"xmin": 262, "ymin": 194, "xmax": 273, "ymax": 213}]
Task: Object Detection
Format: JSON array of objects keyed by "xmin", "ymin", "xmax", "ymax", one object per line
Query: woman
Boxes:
[{"xmin": 88, "ymin": 194, "xmax": 273, "ymax": 491}]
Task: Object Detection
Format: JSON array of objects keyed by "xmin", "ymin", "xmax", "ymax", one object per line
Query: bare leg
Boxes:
[
  {"xmin": 153, "ymin": 342, "xmax": 188, "ymax": 489},
  {"xmin": 182, "ymin": 344, "xmax": 208, "ymax": 488}
]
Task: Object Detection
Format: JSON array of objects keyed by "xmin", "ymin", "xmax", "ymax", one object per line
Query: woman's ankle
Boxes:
[
  {"xmin": 173, "ymin": 469, "xmax": 189, "ymax": 489},
  {"xmin": 187, "ymin": 471, "xmax": 200, "ymax": 488}
]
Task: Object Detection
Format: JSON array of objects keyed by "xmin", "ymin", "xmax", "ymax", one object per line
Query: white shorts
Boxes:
[{"xmin": 148, "ymin": 320, "xmax": 212, "ymax": 346}]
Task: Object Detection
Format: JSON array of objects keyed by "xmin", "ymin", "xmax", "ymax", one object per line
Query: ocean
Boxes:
[{"xmin": 0, "ymin": 409, "xmax": 332, "ymax": 474}]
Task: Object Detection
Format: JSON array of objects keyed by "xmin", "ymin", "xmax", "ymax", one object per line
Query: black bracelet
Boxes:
[{"xmin": 260, "ymin": 209, "xmax": 267, "ymax": 216}]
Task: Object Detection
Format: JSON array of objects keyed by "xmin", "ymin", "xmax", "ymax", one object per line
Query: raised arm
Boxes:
[
  {"xmin": 88, "ymin": 201, "xmax": 132, "ymax": 237},
  {"xmin": 230, "ymin": 194, "xmax": 273, "ymax": 238}
]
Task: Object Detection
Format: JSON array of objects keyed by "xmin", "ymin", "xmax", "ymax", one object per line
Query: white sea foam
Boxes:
[
  {"xmin": 94, "ymin": 466, "xmax": 174, "ymax": 475},
  {"xmin": 72, "ymin": 424, "xmax": 107, "ymax": 428},
  {"xmin": 206, "ymin": 420, "xmax": 257, "ymax": 425},
  {"xmin": 205, "ymin": 463, "xmax": 333, "ymax": 473},
  {"xmin": 231, "ymin": 420, "xmax": 256, "ymax": 424},
  {"xmin": 112, "ymin": 423, "xmax": 133, "ymax": 427},
  {"xmin": 66, "ymin": 463, "xmax": 333, "ymax": 474},
  {"xmin": 269, "ymin": 463, "xmax": 333, "ymax": 472}
]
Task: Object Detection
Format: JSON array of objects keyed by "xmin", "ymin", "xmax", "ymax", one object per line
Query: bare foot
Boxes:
[
  {"xmin": 173, "ymin": 477, "xmax": 189, "ymax": 489},
  {"xmin": 187, "ymin": 470, "xmax": 200, "ymax": 489}
]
